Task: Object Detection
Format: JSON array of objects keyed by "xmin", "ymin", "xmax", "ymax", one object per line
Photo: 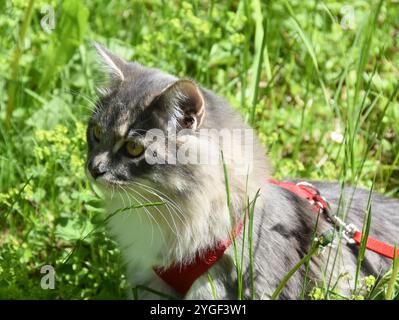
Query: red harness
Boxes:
[{"xmin": 154, "ymin": 179, "xmax": 398, "ymax": 296}]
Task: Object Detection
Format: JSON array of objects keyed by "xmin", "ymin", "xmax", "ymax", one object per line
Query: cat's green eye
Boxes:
[
  {"xmin": 93, "ymin": 125, "xmax": 102, "ymax": 141},
  {"xmin": 126, "ymin": 141, "xmax": 145, "ymax": 158}
]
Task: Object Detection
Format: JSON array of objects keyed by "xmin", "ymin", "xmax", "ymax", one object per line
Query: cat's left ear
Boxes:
[
  {"xmin": 150, "ymin": 79, "xmax": 205, "ymax": 130},
  {"xmin": 93, "ymin": 42, "xmax": 126, "ymax": 85}
]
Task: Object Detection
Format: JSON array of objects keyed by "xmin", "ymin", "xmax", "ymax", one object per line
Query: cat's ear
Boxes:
[
  {"xmin": 93, "ymin": 42, "xmax": 126, "ymax": 85},
  {"xmin": 150, "ymin": 79, "xmax": 205, "ymax": 130}
]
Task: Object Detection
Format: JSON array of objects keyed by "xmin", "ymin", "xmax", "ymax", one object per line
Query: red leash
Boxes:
[
  {"xmin": 154, "ymin": 179, "xmax": 398, "ymax": 296},
  {"xmin": 352, "ymin": 232, "xmax": 398, "ymax": 259}
]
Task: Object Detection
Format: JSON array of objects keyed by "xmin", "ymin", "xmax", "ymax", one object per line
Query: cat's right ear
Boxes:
[{"xmin": 93, "ymin": 42, "xmax": 126, "ymax": 87}]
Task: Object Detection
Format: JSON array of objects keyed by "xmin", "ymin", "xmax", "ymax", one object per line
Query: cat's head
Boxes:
[{"xmin": 86, "ymin": 44, "xmax": 208, "ymax": 193}]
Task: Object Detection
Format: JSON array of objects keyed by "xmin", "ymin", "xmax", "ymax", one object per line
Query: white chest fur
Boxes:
[{"xmin": 105, "ymin": 194, "xmax": 169, "ymax": 284}]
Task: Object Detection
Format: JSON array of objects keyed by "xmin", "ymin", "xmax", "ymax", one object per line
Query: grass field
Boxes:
[{"xmin": 0, "ymin": 0, "xmax": 398, "ymax": 299}]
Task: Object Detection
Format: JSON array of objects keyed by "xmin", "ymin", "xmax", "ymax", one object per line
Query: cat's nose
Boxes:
[
  {"xmin": 88, "ymin": 162, "xmax": 106, "ymax": 179},
  {"xmin": 90, "ymin": 166, "xmax": 106, "ymax": 179}
]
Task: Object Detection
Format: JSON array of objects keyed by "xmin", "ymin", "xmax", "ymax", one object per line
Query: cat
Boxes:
[{"xmin": 86, "ymin": 43, "xmax": 399, "ymax": 299}]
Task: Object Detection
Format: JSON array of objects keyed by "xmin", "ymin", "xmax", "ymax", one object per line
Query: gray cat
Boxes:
[{"xmin": 86, "ymin": 44, "xmax": 399, "ymax": 299}]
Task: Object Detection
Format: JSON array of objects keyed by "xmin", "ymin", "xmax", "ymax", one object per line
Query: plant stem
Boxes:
[
  {"xmin": 385, "ymin": 246, "xmax": 399, "ymax": 300},
  {"xmin": 5, "ymin": 0, "xmax": 35, "ymax": 126}
]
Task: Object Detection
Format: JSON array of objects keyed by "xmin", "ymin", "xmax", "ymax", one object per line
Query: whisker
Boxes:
[
  {"xmin": 126, "ymin": 185, "xmax": 180, "ymax": 240},
  {"xmin": 132, "ymin": 181, "xmax": 189, "ymax": 231},
  {"xmin": 119, "ymin": 185, "xmax": 155, "ymax": 246},
  {"xmin": 111, "ymin": 184, "xmax": 115, "ymax": 200},
  {"xmin": 120, "ymin": 185, "xmax": 170, "ymax": 247},
  {"xmin": 131, "ymin": 184, "xmax": 189, "ymax": 240},
  {"xmin": 120, "ymin": 186, "xmax": 140, "ymax": 224},
  {"xmin": 132, "ymin": 181, "xmax": 186, "ymax": 219},
  {"xmin": 128, "ymin": 182, "xmax": 190, "ymax": 260}
]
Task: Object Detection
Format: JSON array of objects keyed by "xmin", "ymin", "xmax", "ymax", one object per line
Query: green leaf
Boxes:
[{"xmin": 38, "ymin": 0, "xmax": 89, "ymax": 92}]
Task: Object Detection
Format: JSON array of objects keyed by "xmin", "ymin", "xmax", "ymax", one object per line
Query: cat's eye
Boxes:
[
  {"xmin": 126, "ymin": 141, "xmax": 145, "ymax": 158},
  {"xmin": 93, "ymin": 125, "xmax": 102, "ymax": 141}
]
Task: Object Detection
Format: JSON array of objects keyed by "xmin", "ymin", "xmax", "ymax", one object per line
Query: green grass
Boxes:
[{"xmin": 0, "ymin": 0, "xmax": 398, "ymax": 299}]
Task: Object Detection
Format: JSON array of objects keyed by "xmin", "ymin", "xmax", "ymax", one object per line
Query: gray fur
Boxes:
[{"xmin": 86, "ymin": 44, "xmax": 399, "ymax": 300}]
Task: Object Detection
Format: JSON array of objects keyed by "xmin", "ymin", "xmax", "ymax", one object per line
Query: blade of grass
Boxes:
[
  {"xmin": 5, "ymin": 0, "xmax": 35, "ymax": 126},
  {"xmin": 354, "ymin": 178, "xmax": 375, "ymax": 292},
  {"xmin": 207, "ymin": 272, "xmax": 217, "ymax": 300},
  {"xmin": 346, "ymin": 1, "xmax": 383, "ymax": 181},
  {"xmin": 352, "ymin": 0, "xmax": 384, "ymax": 111},
  {"xmin": 249, "ymin": 0, "xmax": 267, "ymax": 125},
  {"xmin": 300, "ymin": 211, "xmax": 322, "ymax": 299},
  {"xmin": 271, "ymin": 240, "xmax": 320, "ymax": 300},
  {"xmin": 283, "ymin": 0, "xmax": 332, "ymax": 114},
  {"xmin": 248, "ymin": 189, "xmax": 260, "ymax": 299},
  {"xmin": 385, "ymin": 245, "xmax": 399, "ymax": 300},
  {"xmin": 221, "ymin": 150, "xmax": 243, "ymax": 299},
  {"xmin": 240, "ymin": 0, "xmax": 252, "ymax": 110}
]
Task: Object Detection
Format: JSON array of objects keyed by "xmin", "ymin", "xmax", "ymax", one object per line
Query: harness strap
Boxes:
[
  {"xmin": 267, "ymin": 179, "xmax": 329, "ymax": 214},
  {"xmin": 154, "ymin": 221, "xmax": 244, "ymax": 296},
  {"xmin": 154, "ymin": 243, "xmax": 229, "ymax": 296},
  {"xmin": 154, "ymin": 178, "xmax": 397, "ymax": 296}
]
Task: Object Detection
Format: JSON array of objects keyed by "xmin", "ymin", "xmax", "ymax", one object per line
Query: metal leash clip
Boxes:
[
  {"xmin": 342, "ymin": 223, "xmax": 358, "ymax": 244},
  {"xmin": 329, "ymin": 215, "xmax": 358, "ymax": 245},
  {"xmin": 295, "ymin": 181, "xmax": 358, "ymax": 246}
]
